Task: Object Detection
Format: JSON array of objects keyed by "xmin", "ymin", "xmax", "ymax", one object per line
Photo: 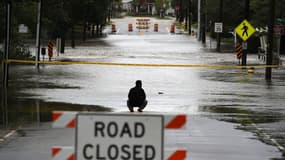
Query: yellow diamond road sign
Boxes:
[{"xmin": 235, "ymin": 20, "xmax": 256, "ymax": 41}]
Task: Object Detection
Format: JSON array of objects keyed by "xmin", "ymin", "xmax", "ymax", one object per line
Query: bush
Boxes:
[
  {"xmin": 0, "ymin": 44, "xmax": 34, "ymax": 60},
  {"xmin": 10, "ymin": 44, "xmax": 34, "ymax": 60}
]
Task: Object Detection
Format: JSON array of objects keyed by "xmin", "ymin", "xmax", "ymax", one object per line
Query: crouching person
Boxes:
[{"xmin": 127, "ymin": 80, "xmax": 148, "ymax": 112}]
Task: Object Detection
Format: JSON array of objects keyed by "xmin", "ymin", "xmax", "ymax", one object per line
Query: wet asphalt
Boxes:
[{"xmin": 0, "ymin": 17, "xmax": 285, "ymax": 159}]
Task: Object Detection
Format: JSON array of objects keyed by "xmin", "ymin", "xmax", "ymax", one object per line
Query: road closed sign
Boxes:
[{"xmin": 76, "ymin": 113, "xmax": 164, "ymax": 160}]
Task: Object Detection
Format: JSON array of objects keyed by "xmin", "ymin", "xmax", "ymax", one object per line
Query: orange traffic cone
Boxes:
[
  {"xmin": 128, "ymin": 23, "xmax": 133, "ymax": 32},
  {"xmin": 170, "ymin": 23, "xmax": 175, "ymax": 33},
  {"xmin": 112, "ymin": 24, "xmax": 116, "ymax": 33},
  {"xmin": 154, "ymin": 23, "xmax": 158, "ymax": 32}
]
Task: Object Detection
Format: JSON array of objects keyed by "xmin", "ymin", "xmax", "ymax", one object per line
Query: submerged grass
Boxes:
[
  {"xmin": 200, "ymin": 105, "xmax": 283, "ymax": 125},
  {"xmin": 0, "ymin": 90, "xmax": 112, "ymax": 128}
]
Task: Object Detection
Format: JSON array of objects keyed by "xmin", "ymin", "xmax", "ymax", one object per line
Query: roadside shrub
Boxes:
[{"xmin": 10, "ymin": 43, "xmax": 34, "ymax": 60}]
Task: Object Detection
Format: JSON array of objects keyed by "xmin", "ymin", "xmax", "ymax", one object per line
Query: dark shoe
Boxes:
[
  {"xmin": 129, "ymin": 110, "xmax": 134, "ymax": 112},
  {"xmin": 137, "ymin": 109, "xmax": 143, "ymax": 112}
]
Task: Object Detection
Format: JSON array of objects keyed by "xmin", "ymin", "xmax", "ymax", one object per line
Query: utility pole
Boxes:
[
  {"xmin": 216, "ymin": 0, "xmax": 223, "ymax": 52},
  {"xmin": 201, "ymin": 0, "xmax": 206, "ymax": 44},
  {"xmin": 266, "ymin": 0, "xmax": 275, "ymax": 80},
  {"xmin": 2, "ymin": 0, "xmax": 11, "ymax": 89},
  {"xmin": 185, "ymin": 8, "xmax": 188, "ymax": 30},
  {"xmin": 179, "ymin": 0, "xmax": 183, "ymax": 23},
  {"xmin": 35, "ymin": 0, "xmax": 42, "ymax": 68},
  {"xmin": 197, "ymin": 0, "xmax": 201, "ymax": 40},
  {"xmin": 242, "ymin": 0, "xmax": 250, "ymax": 66},
  {"xmin": 1, "ymin": 0, "xmax": 11, "ymax": 128}
]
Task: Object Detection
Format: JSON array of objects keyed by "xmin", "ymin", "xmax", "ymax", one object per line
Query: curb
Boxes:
[{"xmin": 0, "ymin": 130, "xmax": 17, "ymax": 144}]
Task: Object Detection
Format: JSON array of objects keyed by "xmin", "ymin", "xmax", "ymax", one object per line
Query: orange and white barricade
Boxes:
[
  {"xmin": 51, "ymin": 112, "xmax": 188, "ymax": 160},
  {"xmin": 52, "ymin": 111, "xmax": 77, "ymax": 128},
  {"xmin": 154, "ymin": 23, "xmax": 159, "ymax": 32},
  {"xmin": 165, "ymin": 149, "xmax": 187, "ymax": 160},
  {"xmin": 136, "ymin": 19, "xmax": 150, "ymax": 31},
  {"xmin": 51, "ymin": 146, "xmax": 187, "ymax": 160},
  {"xmin": 165, "ymin": 114, "xmax": 187, "ymax": 129},
  {"xmin": 111, "ymin": 24, "xmax": 116, "ymax": 33},
  {"xmin": 170, "ymin": 23, "xmax": 175, "ymax": 33},
  {"xmin": 48, "ymin": 41, "xmax": 54, "ymax": 61},
  {"xmin": 52, "ymin": 146, "xmax": 74, "ymax": 160},
  {"xmin": 128, "ymin": 23, "xmax": 133, "ymax": 32},
  {"xmin": 52, "ymin": 111, "xmax": 187, "ymax": 129}
]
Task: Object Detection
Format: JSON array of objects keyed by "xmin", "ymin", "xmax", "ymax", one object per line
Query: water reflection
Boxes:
[
  {"xmin": 1, "ymin": 87, "xmax": 8, "ymax": 128},
  {"xmin": 0, "ymin": 88, "xmax": 112, "ymax": 129}
]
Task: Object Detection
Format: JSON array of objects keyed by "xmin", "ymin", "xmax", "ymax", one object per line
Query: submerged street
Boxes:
[{"xmin": 1, "ymin": 17, "xmax": 285, "ymax": 159}]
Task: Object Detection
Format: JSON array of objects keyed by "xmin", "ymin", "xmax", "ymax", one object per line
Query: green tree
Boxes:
[
  {"xmin": 13, "ymin": 1, "xmax": 37, "ymax": 36},
  {"xmin": 251, "ymin": 0, "xmax": 285, "ymax": 26},
  {"xmin": 250, "ymin": 0, "xmax": 269, "ymax": 27}
]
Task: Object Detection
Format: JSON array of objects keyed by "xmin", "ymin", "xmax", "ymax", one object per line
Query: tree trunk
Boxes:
[
  {"xmin": 216, "ymin": 0, "xmax": 223, "ymax": 52},
  {"xmin": 83, "ymin": 22, "xmax": 87, "ymax": 42},
  {"xmin": 96, "ymin": 24, "xmax": 99, "ymax": 36},
  {"xmin": 201, "ymin": 0, "xmax": 206, "ymax": 44},
  {"xmin": 71, "ymin": 26, "xmax": 75, "ymax": 48},
  {"xmin": 91, "ymin": 24, "xmax": 95, "ymax": 38},
  {"xmin": 188, "ymin": 0, "xmax": 192, "ymax": 35},
  {"xmin": 60, "ymin": 36, "xmax": 65, "ymax": 54}
]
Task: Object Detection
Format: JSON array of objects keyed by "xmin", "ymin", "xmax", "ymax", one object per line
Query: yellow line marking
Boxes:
[{"xmin": 5, "ymin": 59, "xmax": 279, "ymax": 69}]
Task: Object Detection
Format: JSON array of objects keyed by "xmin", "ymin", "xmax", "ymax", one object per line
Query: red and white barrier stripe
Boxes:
[
  {"xmin": 52, "ymin": 111, "xmax": 77, "ymax": 128},
  {"xmin": 51, "ymin": 146, "xmax": 186, "ymax": 160},
  {"xmin": 165, "ymin": 114, "xmax": 186, "ymax": 129},
  {"xmin": 52, "ymin": 111, "xmax": 187, "ymax": 129},
  {"xmin": 165, "ymin": 149, "xmax": 187, "ymax": 160},
  {"xmin": 52, "ymin": 146, "xmax": 74, "ymax": 160}
]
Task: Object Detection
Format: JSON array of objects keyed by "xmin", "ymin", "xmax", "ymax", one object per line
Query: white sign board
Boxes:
[
  {"xmin": 76, "ymin": 113, "xmax": 164, "ymax": 160},
  {"xmin": 215, "ymin": 22, "xmax": 223, "ymax": 33},
  {"xmin": 18, "ymin": 24, "xmax": 28, "ymax": 33}
]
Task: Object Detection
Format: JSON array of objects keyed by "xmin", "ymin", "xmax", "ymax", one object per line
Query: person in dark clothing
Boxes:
[{"xmin": 127, "ymin": 80, "xmax": 148, "ymax": 112}]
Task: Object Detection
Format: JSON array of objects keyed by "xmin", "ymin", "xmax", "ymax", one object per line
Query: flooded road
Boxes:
[{"xmin": 1, "ymin": 17, "xmax": 285, "ymax": 159}]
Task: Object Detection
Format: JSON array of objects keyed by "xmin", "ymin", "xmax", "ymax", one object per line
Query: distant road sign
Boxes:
[
  {"xmin": 18, "ymin": 24, "xmax": 28, "ymax": 33},
  {"xmin": 76, "ymin": 113, "xmax": 164, "ymax": 160},
  {"xmin": 215, "ymin": 22, "xmax": 223, "ymax": 33},
  {"xmin": 235, "ymin": 20, "xmax": 256, "ymax": 41}
]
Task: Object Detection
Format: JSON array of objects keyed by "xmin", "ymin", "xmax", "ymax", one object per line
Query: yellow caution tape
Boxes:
[{"xmin": 5, "ymin": 59, "xmax": 279, "ymax": 69}]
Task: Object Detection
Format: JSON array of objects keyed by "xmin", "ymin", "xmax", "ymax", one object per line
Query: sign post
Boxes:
[
  {"xmin": 76, "ymin": 113, "xmax": 164, "ymax": 160},
  {"xmin": 234, "ymin": 19, "xmax": 256, "ymax": 66}
]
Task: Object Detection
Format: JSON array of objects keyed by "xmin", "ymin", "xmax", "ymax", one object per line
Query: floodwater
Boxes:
[{"xmin": 1, "ymin": 32, "xmax": 285, "ymax": 155}]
